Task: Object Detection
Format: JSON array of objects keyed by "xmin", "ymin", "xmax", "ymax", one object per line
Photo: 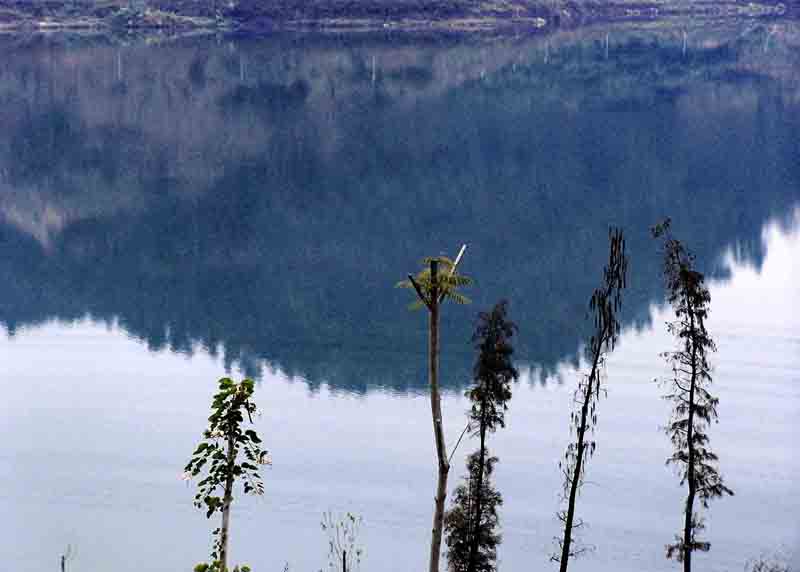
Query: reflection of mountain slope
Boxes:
[{"xmin": 0, "ymin": 26, "xmax": 797, "ymax": 392}]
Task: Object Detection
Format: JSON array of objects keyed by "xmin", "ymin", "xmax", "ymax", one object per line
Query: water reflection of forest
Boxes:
[{"xmin": 0, "ymin": 23, "xmax": 798, "ymax": 392}]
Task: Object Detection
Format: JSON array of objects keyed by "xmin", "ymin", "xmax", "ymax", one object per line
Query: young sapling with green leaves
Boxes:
[{"xmin": 185, "ymin": 377, "xmax": 270, "ymax": 572}]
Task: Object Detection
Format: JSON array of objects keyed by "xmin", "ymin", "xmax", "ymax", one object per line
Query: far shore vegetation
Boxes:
[{"xmin": 0, "ymin": 0, "xmax": 791, "ymax": 34}]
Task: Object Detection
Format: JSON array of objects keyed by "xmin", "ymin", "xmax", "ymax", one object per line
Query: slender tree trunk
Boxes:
[
  {"xmin": 559, "ymin": 383, "xmax": 590, "ymax": 572},
  {"xmin": 683, "ymin": 298, "xmax": 698, "ymax": 572},
  {"xmin": 683, "ymin": 454, "xmax": 695, "ymax": 572},
  {"xmin": 428, "ymin": 260, "xmax": 450, "ymax": 572},
  {"xmin": 219, "ymin": 430, "xmax": 236, "ymax": 571},
  {"xmin": 467, "ymin": 406, "xmax": 488, "ymax": 572},
  {"xmin": 559, "ymin": 329, "xmax": 606, "ymax": 572}
]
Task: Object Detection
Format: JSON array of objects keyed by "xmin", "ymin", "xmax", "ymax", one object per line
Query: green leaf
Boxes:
[{"xmin": 446, "ymin": 291, "xmax": 471, "ymax": 305}]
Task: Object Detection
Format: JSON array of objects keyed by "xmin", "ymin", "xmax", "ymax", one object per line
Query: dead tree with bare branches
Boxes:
[{"xmin": 553, "ymin": 228, "xmax": 628, "ymax": 571}]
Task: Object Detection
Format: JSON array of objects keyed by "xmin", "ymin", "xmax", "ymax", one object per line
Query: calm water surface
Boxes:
[{"xmin": 0, "ymin": 22, "xmax": 798, "ymax": 572}]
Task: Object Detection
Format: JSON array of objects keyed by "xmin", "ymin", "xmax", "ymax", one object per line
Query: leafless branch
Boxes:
[
  {"xmin": 447, "ymin": 422, "xmax": 472, "ymax": 464},
  {"xmin": 407, "ymin": 274, "xmax": 431, "ymax": 310}
]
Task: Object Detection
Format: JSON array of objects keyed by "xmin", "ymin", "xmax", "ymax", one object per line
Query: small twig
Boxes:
[
  {"xmin": 245, "ymin": 399, "xmax": 254, "ymax": 424},
  {"xmin": 450, "ymin": 244, "xmax": 467, "ymax": 274},
  {"xmin": 447, "ymin": 422, "xmax": 472, "ymax": 464}
]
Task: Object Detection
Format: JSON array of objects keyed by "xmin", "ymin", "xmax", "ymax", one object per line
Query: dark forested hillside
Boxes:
[{"xmin": 0, "ymin": 25, "xmax": 798, "ymax": 391}]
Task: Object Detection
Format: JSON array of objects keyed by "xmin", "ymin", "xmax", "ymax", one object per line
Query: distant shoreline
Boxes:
[{"xmin": 0, "ymin": 0, "xmax": 793, "ymax": 35}]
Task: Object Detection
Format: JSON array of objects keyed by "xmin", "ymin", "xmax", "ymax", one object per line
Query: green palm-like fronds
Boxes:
[{"xmin": 397, "ymin": 254, "xmax": 472, "ymax": 310}]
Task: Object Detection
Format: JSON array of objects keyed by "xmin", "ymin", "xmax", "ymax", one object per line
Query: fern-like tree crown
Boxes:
[{"xmin": 397, "ymin": 254, "xmax": 472, "ymax": 310}]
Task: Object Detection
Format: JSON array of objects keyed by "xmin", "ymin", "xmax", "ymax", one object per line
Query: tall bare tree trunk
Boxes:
[
  {"xmin": 559, "ymin": 327, "xmax": 607, "ymax": 572},
  {"xmin": 219, "ymin": 431, "xmax": 236, "ymax": 571},
  {"xmin": 428, "ymin": 260, "xmax": 450, "ymax": 572},
  {"xmin": 558, "ymin": 383, "xmax": 591, "ymax": 572}
]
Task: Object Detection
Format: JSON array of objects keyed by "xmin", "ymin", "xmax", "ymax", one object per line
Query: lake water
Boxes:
[{"xmin": 1, "ymin": 21, "xmax": 799, "ymax": 572}]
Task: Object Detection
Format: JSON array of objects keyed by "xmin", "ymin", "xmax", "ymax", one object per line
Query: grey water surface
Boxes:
[{"xmin": 0, "ymin": 22, "xmax": 798, "ymax": 572}]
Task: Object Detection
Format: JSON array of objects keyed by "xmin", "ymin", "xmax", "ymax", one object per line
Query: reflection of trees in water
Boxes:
[{"xmin": 0, "ymin": 27, "xmax": 797, "ymax": 392}]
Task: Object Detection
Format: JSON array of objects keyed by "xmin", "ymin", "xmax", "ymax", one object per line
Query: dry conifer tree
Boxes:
[
  {"xmin": 652, "ymin": 219, "xmax": 733, "ymax": 572},
  {"xmin": 444, "ymin": 452, "xmax": 503, "ymax": 572},
  {"xmin": 553, "ymin": 228, "xmax": 628, "ymax": 571},
  {"xmin": 444, "ymin": 300, "xmax": 518, "ymax": 572},
  {"xmin": 466, "ymin": 301, "xmax": 517, "ymax": 572},
  {"xmin": 397, "ymin": 246, "xmax": 471, "ymax": 572}
]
